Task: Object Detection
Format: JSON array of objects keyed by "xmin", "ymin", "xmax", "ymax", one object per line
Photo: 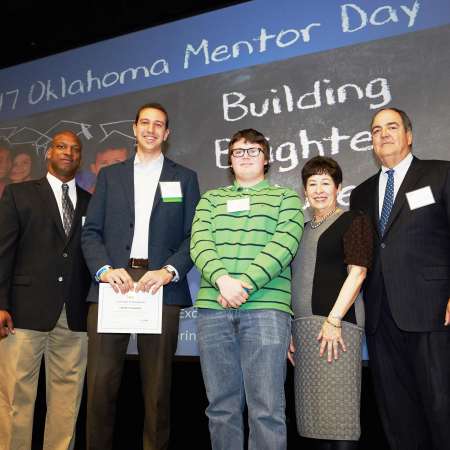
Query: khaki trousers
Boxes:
[{"xmin": 0, "ymin": 306, "xmax": 87, "ymax": 450}]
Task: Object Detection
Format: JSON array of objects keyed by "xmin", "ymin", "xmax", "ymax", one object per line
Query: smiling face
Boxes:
[
  {"xmin": 46, "ymin": 131, "xmax": 82, "ymax": 182},
  {"xmin": 91, "ymin": 148, "xmax": 128, "ymax": 175},
  {"xmin": 305, "ymin": 173, "xmax": 340, "ymax": 218},
  {"xmin": 371, "ymin": 109, "xmax": 412, "ymax": 168},
  {"xmin": 9, "ymin": 153, "xmax": 32, "ymax": 183},
  {"xmin": 230, "ymin": 138, "xmax": 268, "ymax": 186},
  {"xmin": 133, "ymin": 107, "xmax": 169, "ymax": 158}
]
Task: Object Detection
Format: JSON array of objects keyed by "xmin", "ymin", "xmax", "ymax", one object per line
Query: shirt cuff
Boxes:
[{"xmin": 95, "ymin": 265, "xmax": 112, "ymax": 282}]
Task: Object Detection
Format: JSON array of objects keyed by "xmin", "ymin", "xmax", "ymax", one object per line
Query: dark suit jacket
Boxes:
[
  {"xmin": 350, "ymin": 157, "xmax": 450, "ymax": 334},
  {"xmin": 81, "ymin": 156, "xmax": 200, "ymax": 306},
  {"xmin": 0, "ymin": 177, "xmax": 91, "ymax": 331}
]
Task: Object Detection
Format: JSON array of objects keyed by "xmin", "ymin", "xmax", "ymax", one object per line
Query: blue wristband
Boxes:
[{"xmin": 95, "ymin": 265, "xmax": 112, "ymax": 282}]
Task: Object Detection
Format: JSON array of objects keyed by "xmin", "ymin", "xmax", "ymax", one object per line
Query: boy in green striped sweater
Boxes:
[{"xmin": 190, "ymin": 129, "xmax": 303, "ymax": 450}]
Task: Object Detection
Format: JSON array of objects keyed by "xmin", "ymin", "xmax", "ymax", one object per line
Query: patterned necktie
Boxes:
[
  {"xmin": 62, "ymin": 183, "xmax": 74, "ymax": 236},
  {"xmin": 379, "ymin": 169, "xmax": 395, "ymax": 236}
]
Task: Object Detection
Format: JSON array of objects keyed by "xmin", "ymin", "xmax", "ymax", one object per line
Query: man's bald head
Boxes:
[
  {"xmin": 46, "ymin": 131, "xmax": 82, "ymax": 182},
  {"xmin": 51, "ymin": 131, "xmax": 81, "ymax": 148}
]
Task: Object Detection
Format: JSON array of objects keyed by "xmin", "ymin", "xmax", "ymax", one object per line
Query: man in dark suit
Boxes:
[
  {"xmin": 350, "ymin": 107, "xmax": 450, "ymax": 450},
  {"xmin": 0, "ymin": 131, "xmax": 91, "ymax": 450},
  {"xmin": 81, "ymin": 102, "xmax": 200, "ymax": 450}
]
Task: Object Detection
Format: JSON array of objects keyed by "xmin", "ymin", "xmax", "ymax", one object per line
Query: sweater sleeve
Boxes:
[
  {"xmin": 190, "ymin": 192, "xmax": 228, "ymax": 286},
  {"xmin": 240, "ymin": 190, "xmax": 303, "ymax": 290},
  {"xmin": 343, "ymin": 212, "xmax": 373, "ymax": 269}
]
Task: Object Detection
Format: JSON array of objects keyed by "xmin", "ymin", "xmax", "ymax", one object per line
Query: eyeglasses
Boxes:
[{"xmin": 231, "ymin": 147, "xmax": 263, "ymax": 158}]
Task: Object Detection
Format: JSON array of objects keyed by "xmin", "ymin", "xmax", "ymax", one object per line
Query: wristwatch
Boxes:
[{"xmin": 163, "ymin": 265, "xmax": 177, "ymax": 279}]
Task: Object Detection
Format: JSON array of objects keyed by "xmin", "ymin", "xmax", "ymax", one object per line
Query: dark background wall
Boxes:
[{"xmin": 0, "ymin": 1, "xmax": 249, "ymax": 70}]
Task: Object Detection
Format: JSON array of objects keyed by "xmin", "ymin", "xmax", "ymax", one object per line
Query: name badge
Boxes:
[
  {"xmin": 82, "ymin": 216, "xmax": 86, "ymax": 226},
  {"xmin": 406, "ymin": 186, "xmax": 435, "ymax": 210},
  {"xmin": 227, "ymin": 197, "xmax": 250, "ymax": 213},
  {"xmin": 160, "ymin": 182, "xmax": 182, "ymax": 203}
]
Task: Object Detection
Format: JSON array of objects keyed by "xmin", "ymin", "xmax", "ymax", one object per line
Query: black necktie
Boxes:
[{"xmin": 62, "ymin": 183, "xmax": 74, "ymax": 236}]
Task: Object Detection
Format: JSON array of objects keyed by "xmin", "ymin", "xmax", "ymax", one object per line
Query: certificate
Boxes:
[{"xmin": 97, "ymin": 283, "xmax": 163, "ymax": 334}]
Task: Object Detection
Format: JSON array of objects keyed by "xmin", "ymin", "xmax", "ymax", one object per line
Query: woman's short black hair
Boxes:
[{"xmin": 301, "ymin": 156, "xmax": 342, "ymax": 188}]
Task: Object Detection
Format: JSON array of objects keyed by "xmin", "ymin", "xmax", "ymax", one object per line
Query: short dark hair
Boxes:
[
  {"xmin": 371, "ymin": 107, "xmax": 412, "ymax": 132},
  {"xmin": 134, "ymin": 102, "xmax": 169, "ymax": 128},
  {"xmin": 228, "ymin": 129, "xmax": 270, "ymax": 173},
  {"xmin": 301, "ymin": 156, "xmax": 342, "ymax": 188}
]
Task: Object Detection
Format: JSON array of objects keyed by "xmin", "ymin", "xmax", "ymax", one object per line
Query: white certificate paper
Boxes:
[{"xmin": 98, "ymin": 284, "xmax": 162, "ymax": 334}]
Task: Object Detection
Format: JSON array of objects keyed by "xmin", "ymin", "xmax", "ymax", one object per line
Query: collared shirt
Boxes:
[
  {"xmin": 130, "ymin": 153, "xmax": 164, "ymax": 259},
  {"xmin": 95, "ymin": 153, "xmax": 179, "ymax": 282},
  {"xmin": 233, "ymin": 178, "xmax": 268, "ymax": 192},
  {"xmin": 46, "ymin": 172, "xmax": 77, "ymax": 223},
  {"xmin": 378, "ymin": 152, "xmax": 413, "ymax": 217}
]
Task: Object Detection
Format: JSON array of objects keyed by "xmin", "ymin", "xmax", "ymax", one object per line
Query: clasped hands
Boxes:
[
  {"xmin": 100, "ymin": 268, "xmax": 173, "ymax": 294},
  {"xmin": 216, "ymin": 274, "xmax": 252, "ymax": 309}
]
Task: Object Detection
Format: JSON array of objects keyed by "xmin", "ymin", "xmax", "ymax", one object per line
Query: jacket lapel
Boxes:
[
  {"xmin": 368, "ymin": 173, "xmax": 381, "ymax": 239},
  {"xmin": 66, "ymin": 186, "xmax": 89, "ymax": 242},
  {"xmin": 383, "ymin": 157, "xmax": 423, "ymax": 237},
  {"xmin": 36, "ymin": 177, "xmax": 66, "ymax": 241},
  {"xmin": 119, "ymin": 157, "xmax": 135, "ymax": 217}
]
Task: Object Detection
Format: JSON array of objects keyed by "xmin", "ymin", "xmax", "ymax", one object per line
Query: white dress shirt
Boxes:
[
  {"xmin": 46, "ymin": 172, "xmax": 77, "ymax": 222},
  {"xmin": 95, "ymin": 153, "xmax": 179, "ymax": 282},
  {"xmin": 378, "ymin": 152, "xmax": 413, "ymax": 218},
  {"xmin": 130, "ymin": 153, "xmax": 164, "ymax": 259}
]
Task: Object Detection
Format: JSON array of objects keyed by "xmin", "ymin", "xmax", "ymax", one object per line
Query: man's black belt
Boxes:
[{"xmin": 128, "ymin": 258, "xmax": 149, "ymax": 269}]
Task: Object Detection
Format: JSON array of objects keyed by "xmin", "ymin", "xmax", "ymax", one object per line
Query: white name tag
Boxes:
[
  {"xmin": 160, "ymin": 182, "xmax": 182, "ymax": 202},
  {"xmin": 227, "ymin": 197, "xmax": 250, "ymax": 213},
  {"xmin": 406, "ymin": 186, "xmax": 435, "ymax": 210},
  {"xmin": 82, "ymin": 216, "xmax": 86, "ymax": 226}
]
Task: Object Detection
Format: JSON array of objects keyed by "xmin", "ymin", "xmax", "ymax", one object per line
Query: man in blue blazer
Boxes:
[
  {"xmin": 82, "ymin": 103, "xmax": 200, "ymax": 450},
  {"xmin": 350, "ymin": 108, "xmax": 450, "ymax": 450}
]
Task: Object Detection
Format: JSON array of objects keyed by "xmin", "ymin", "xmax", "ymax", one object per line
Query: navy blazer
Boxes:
[
  {"xmin": 350, "ymin": 157, "xmax": 450, "ymax": 333},
  {"xmin": 81, "ymin": 156, "xmax": 200, "ymax": 306},
  {"xmin": 0, "ymin": 178, "xmax": 91, "ymax": 331}
]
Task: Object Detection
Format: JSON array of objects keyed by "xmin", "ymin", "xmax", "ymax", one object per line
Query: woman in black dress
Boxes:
[{"xmin": 289, "ymin": 156, "xmax": 373, "ymax": 450}]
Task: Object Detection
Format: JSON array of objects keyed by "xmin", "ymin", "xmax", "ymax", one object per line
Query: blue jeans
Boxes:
[{"xmin": 197, "ymin": 308, "xmax": 291, "ymax": 450}]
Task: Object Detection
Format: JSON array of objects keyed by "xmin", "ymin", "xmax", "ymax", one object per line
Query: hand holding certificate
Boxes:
[{"xmin": 98, "ymin": 283, "xmax": 163, "ymax": 334}]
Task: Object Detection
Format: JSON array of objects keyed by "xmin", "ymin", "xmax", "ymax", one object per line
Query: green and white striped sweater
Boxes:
[{"xmin": 190, "ymin": 179, "xmax": 303, "ymax": 313}]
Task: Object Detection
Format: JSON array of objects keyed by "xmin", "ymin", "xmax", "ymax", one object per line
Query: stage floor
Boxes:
[{"xmin": 32, "ymin": 358, "xmax": 388, "ymax": 449}]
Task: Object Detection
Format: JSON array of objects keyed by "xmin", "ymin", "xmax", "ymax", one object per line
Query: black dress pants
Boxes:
[
  {"xmin": 86, "ymin": 271, "xmax": 181, "ymax": 450},
  {"xmin": 367, "ymin": 290, "xmax": 450, "ymax": 450}
]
